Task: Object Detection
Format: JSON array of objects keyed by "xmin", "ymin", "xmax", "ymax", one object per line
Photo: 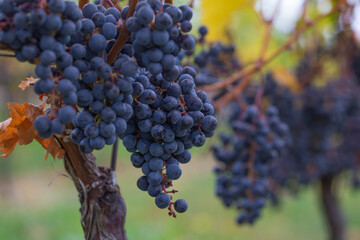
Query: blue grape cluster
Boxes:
[
  {"xmin": 212, "ymin": 104, "xmax": 290, "ymax": 224},
  {"xmin": 0, "ymin": 0, "xmax": 135, "ymax": 147},
  {"xmin": 123, "ymin": 67, "xmax": 217, "ymax": 214},
  {"xmin": 126, "ymin": 1, "xmax": 196, "ymax": 78},
  {"xmin": 112, "ymin": 1, "xmax": 218, "ymax": 215},
  {"xmin": 0, "ymin": 0, "xmax": 84, "ymax": 138},
  {"xmin": 66, "ymin": 3, "xmax": 137, "ymax": 153},
  {"xmin": 179, "ymin": 26, "xmax": 241, "ymax": 86},
  {"xmin": 0, "ymin": 0, "xmax": 218, "ymax": 216}
]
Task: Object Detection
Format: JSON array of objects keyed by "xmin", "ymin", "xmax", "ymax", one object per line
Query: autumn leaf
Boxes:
[
  {"xmin": 200, "ymin": 0, "xmax": 249, "ymax": 42},
  {"xmin": 0, "ymin": 102, "xmax": 64, "ymax": 160},
  {"xmin": 7, "ymin": 102, "xmax": 43, "ymax": 145},
  {"xmin": 35, "ymin": 133, "xmax": 65, "ymax": 160},
  {"xmin": 0, "ymin": 121, "xmax": 19, "ymax": 158},
  {"xmin": 18, "ymin": 76, "xmax": 38, "ymax": 91},
  {"xmin": 0, "ymin": 118, "xmax": 11, "ymax": 132}
]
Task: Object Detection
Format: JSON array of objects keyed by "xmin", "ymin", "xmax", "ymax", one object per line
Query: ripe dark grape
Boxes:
[
  {"xmin": 58, "ymin": 106, "xmax": 76, "ymax": 123},
  {"xmin": 155, "ymin": 193, "xmax": 171, "ymax": 209},
  {"xmin": 174, "ymin": 199, "xmax": 188, "ymax": 213}
]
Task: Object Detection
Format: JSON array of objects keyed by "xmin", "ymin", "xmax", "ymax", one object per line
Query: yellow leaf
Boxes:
[{"xmin": 200, "ymin": 0, "xmax": 250, "ymax": 42}]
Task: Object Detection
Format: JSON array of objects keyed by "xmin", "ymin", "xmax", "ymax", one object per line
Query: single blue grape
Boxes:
[
  {"xmin": 77, "ymin": 89, "xmax": 94, "ymax": 107},
  {"xmin": 59, "ymin": 105, "xmax": 76, "ymax": 123},
  {"xmin": 90, "ymin": 136, "xmax": 106, "ymax": 150},
  {"xmin": 79, "ymin": 138, "xmax": 93, "ymax": 153},
  {"xmin": 101, "ymin": 107, "xmax": 117, "ymax": 123},
  {"xmin": 166, "ymin": 164, "xmax": 182, "ymax": 180},
  {"xmin": 147, "ymin": 184, "xmax": 162, "ymax": 197},
  {"xmin": 82, "ymin": 3, "xmax": 98, "ymax": 19},
  {"xmin": 99, "ymin": 122, "xmax": 116, "ymax": 138},
  {"xmin": 84, "ymin": 123, "xmax": 99, "ymax": 138},
  {"xmin": 131, "ymin": 152, "xmax": 145, "ymax": 168},
  {"xmin": 149, "ymin": 158, "xmax": 163, "ymax": 171},
  {"xmin": 155, "ymin": 193, "xmax": 171, "ymax": 209},
  {"xmin": 70, "ymin": 128, "xmax": 85, "ymax": 144},
  {"xmin": 174, "ymin": 199, "xmax": 188, "ymax": 213},
  {"xmin": 137, "ymin": 176, "xmax": 149, "ymax": 191},
  {"xmin": 88, "ymin": 33, "xmax": 107, "ymax": 53},
  {"xmin": 34, "ymin": 115, "xmax": 51, "ymax": 133}
]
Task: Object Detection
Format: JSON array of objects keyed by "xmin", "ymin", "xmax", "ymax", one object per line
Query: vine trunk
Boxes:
[
  {"xmin": 320, "ymin": 175, "xmax": 345, "ymax": 240},
  {"xmin": 57, "ymin": 138, "xmax": 127, "ymax": 240}
]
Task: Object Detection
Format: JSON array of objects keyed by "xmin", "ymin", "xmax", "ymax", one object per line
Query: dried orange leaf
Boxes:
[
  {"xmin": 18, "ymin": 76, "xmax": 38, "ymax": 91},
  {"xmin": 7, "ymin": 102, "xmax": 43, "ymax": 145},
  {"xmin": 35, "ymin": 134, "xmax": 65, "ymax": 160},
  {"xmin": 0, "ymin": 122, "xmax": 19, "ymax": 158},
  {"xmin": 0, "ymin": 118, "xmax": 12, "ymax": 133},
  {"xmin": 0, "ymin": 102, "xmax": 63, "ymax": 160}
]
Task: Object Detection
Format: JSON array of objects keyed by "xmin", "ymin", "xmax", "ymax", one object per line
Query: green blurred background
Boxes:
[{"xmin": 1, "ymin": 0, "xmax": 360, "ymax": 239}]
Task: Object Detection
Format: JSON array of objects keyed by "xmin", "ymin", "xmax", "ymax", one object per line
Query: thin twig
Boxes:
[
  {"xmin": 78, "ymin": 0, "xmax": 89, "ymax": 9},
  {"xmin": 110, "ymin": 138, "xmax": 119, "ymax": 172},
  {"xmin": 104, "ymin": 0, "xmax": 116, "ymax": 8},
  {"xmin": 188, "ymin": 0, "xmax": 194, "ymax": 8},
  {"xmin": 258, "ymin": 0, "xmax": 282, "ymax": 61},
  {"xmin": 213, "ymin": 75, "xmax": 252, "ymax": 110},
  {"xmin": 0, "ymin": 53, "xmax": 15, "ymax": 57},
  {"xmin": 106, "ymin": 0, "xmax": 138, "ymax": 64},
  {"xmin": 301, "ymin": 0, "xmax": 309, "ymax": 22},
  {"xmin": 202, "ymin": 3, "xmax": 342, "ymax": 97},
  {"xmin": 255, "ymin": 71, "xmax": 264, "ymax": 109}
]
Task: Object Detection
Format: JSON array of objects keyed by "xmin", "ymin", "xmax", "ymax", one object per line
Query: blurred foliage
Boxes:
[{"xmin": 199, "ymin": 0, "xmax": 346, "ymax": 89}]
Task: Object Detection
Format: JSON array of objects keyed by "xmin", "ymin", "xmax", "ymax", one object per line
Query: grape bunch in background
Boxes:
[
  {"xmin": 179, "ymin": 25, "xmax": 241, "ymax": 87},
  {"xmin": 212, "ymin": 104, "xmax": 291, "ymax": 224},
  {"xmin": 264, "ymin": 76, "xmax": 360, "ymax": 186},
  {"xmin": 0, "ymin": 0, "xmax": 217, "ymax": 216}
]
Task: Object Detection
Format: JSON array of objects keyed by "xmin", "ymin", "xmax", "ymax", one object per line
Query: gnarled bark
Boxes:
[{"xmin": 57, "ymin": 138, "xmax": 127, "ymax": 240}]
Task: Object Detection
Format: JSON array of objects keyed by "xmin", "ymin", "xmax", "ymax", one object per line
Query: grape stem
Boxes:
[
  {"xmin": 255, "ymin": 72, "xmax": 264, "ymax": 109},
  {"xmin": 168, "ymin": 202, "xmax": 177, "ymax": 218},
  {"xmin": 110, "ymin": 138, "xmax": 119, "ymax": 172},
  {"xmin": 78, "ymin": 0, "xmax": 89, "ymax": 9},
  {"xmin": 165, "ymin": 0, "xmax": 173, "ymax": 4},
  {"xmin": 0, "ymin": 53, "xmax": 15, "ymax": 57},
  {"xmin": 106, "ymin": 0, "xmax": 138, "ymax": 65}
]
